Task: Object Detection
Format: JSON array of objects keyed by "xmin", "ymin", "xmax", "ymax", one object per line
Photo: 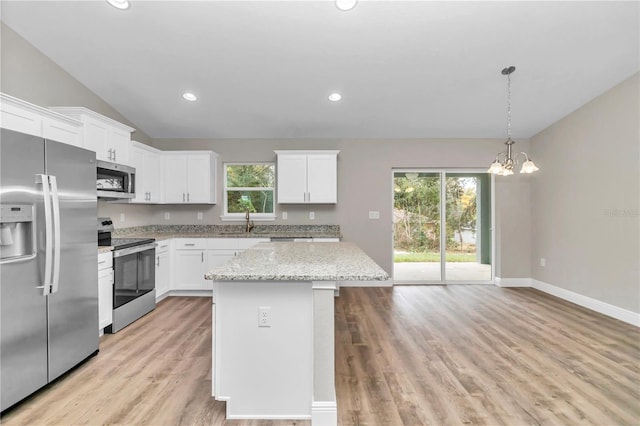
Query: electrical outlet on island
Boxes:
[{"xmin": 258, "ymin": 307, "xmax": 271, "ymax": 327}]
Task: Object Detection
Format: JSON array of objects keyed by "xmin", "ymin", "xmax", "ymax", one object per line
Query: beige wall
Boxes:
[
  {"xmin": 530, "ymin": 73, "xmax": 640, "ymax": 313},
  {"xmin": 0, "ymin": 19, "xmax": 535, "ymax": 280},
  {"xmin": 0, "ymin": 23, "xmax": 152, "ymax": 144},
  {"xmin": 150, "ymin": 138, "xmax": 532, "ymax": 277}
]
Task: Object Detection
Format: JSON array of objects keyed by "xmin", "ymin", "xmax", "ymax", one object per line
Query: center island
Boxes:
[{"xmin": 205, "ymin": 241, "xmax": 389, "ymax": 425}]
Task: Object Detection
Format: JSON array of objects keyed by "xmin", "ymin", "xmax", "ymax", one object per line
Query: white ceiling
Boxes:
[{"xmin": 1, "ymin": 1, "xmax": 638, "ymax": 140}]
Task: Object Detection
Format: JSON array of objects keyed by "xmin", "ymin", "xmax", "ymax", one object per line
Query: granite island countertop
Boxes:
[{"xmin": 205, "ymin": 241, "xmax": 389, "ymax": 281}]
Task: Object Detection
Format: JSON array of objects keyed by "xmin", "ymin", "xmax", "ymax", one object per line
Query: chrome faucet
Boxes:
[{"xmin": 245, "ymin": 210, "xmax": 255, "ymax": 233}]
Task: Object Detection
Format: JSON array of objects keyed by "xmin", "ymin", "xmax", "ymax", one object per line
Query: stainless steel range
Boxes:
[{"xmin": 98, "ymin": 218, "xmax": 156, "ymax": 333}]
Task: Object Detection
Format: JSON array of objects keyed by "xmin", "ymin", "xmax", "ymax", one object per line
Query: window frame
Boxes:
[{"xmin": 222, "ymin": 162, "xmax": 276, "ymax": 221}]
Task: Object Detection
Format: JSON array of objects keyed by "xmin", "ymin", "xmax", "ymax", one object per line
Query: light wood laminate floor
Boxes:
[{"xmin": 1, "ymin": 287, "xmax": 638, "ymax": 425}]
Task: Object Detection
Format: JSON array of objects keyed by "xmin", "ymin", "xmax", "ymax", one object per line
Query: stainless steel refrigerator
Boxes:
[{"xmin": 0, "ymin": 128, "xmax": 99, "ymax": 412}]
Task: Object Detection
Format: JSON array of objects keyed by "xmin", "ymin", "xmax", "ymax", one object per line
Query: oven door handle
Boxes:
[{"xmin": 113, "ymin": 242, "xmax": 157, "ymax": 258}]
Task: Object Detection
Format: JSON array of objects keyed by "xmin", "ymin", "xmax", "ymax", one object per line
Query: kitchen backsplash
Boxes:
[{"xmin": 113, "ymin": 224, "xmax": 341, "ymax": 237}]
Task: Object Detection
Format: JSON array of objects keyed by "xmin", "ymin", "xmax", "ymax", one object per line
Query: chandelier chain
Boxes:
[{"xmin": 507, "ymin": 72, "xmax": 512, "ymax": 140}]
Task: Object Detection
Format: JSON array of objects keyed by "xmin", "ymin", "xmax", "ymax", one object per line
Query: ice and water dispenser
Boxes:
[{"xmin": 0, "ymin": 204, "xmax": 35, "ymax": 262}]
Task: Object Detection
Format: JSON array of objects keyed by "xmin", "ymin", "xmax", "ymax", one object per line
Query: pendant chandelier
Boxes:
[{"xmin": 488, "ymin": 66, "xmax": 539, "ymax": 176}]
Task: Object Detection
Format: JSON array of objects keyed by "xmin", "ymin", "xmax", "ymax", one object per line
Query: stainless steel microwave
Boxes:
[{"xmin": 96, "ymin": 160, "xmax": 135, "ymax": 199}]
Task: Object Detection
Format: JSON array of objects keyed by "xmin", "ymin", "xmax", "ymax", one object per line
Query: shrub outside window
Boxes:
[{"xmin": 224, "ymin": 163, "xmax": 275, "ymax": 218}]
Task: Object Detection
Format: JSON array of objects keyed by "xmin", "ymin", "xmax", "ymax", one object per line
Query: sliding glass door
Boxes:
[
  {"xmin": 393, "ymin": 172, "xmax": 442, "ymax": 281},
  {"xmin": 393, "ymin": 170, "xmax": 493, "ymax": 284}
]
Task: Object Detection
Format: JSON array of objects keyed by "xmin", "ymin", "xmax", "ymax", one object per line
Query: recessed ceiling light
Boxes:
[
  {"xmin": 182, "ymin": 92, "xmax": 197, "ymax": 102},
  {"xmin": 328, "ymin": 93, "xmax": 342, "ymax": 102},
  {"xmin": 336, "ymin": 0, "xmax": 357, "ymax": 11},
  {"xmin": 106, "ymin": 0, "xmax": 130, "ymax": 10}
]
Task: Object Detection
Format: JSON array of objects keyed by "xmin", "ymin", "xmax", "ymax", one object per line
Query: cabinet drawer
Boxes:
[
  {"xmin": 98, "ymin": 252, "xmax": 113, "ymax": 270},
  {"xmin": 98, "ymin": 267, "xmax": 113, "ymax": 281},
  {"xmin": 174, "ymin": 238, "xmax": 207, "ymax": 250},
  {"xmin": 207, "ymin": 238, "xmax": 236, "ymax": 250},
  {"xmin": 156, "ymin": 240, "xmax": 171, "ymax": 253}
]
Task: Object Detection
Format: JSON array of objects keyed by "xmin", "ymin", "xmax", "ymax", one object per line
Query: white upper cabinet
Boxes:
[
  {"xmin": 49, "ymin": 107, "xmax": 134, "ymax": 165},
  {"xmin": 130, "ymin": 141, "xmax": 162, "ymax": 203},
  {"xmin": 1, "ymin": 93, "xmax": 83, "ymax": 147},
  {"xmin": 275, "ymin": 150, "xmax": 339, "ymax": 204},
  {"xmin": 163, "ymin": 151, "xmax": 217, "ymax": 204}
]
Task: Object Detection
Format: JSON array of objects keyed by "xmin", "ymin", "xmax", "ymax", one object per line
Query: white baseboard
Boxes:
[
  {"xmin": 531, "ymin": 279, "xmax": 640, "ymax": 327},
  {"xmin": 312, "ymin": 400, "xmax": 338, "ymax": 426},
  {"xmin": 162, "ymin": 290, "xmax": 212, "ymax": 298},
  {"xmin": 155, "ymin": 291, "xmax": 170, "ymax": 302},
  {"xmin": 226, "ymin": 414, "xmax": 311, "ymax": 420},
  {"xmin": 338, "ymin": 279, "xmax": 393, "ymax": 287},
  {"xmin": 495, "ymin": 277, "xmax": 532, "ymax": 287}
]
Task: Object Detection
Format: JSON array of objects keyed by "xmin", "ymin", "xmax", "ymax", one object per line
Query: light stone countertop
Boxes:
[
  {"xmin": 205, "ymin": 241, "xmax": 389, "ymax": 282},
  {"xmin": 112, "ymin": 224, "xmax": 341, "ymax": 241},
  {"xmin": 98, "ymin": 246, "xmax": 113, "ymax": 254},
  {"xmin": 113, "ymin": 231, "xmax": 339, "ymax": 241}
]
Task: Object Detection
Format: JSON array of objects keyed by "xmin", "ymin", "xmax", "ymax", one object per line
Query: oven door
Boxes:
[{"xmin": 113, "ymin": 243, "xmax": 156, "ymax": 309}]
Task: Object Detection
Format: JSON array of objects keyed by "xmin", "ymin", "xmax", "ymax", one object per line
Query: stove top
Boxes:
[{"xmin": 107, "ymin": 238, "xmax": 155, "ymax": 250}]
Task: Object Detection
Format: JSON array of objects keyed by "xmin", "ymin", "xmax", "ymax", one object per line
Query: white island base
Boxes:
[
  {"xmin": 212, "ymin": 280, "xmax": 338, "ymax": 424},
  {"xmin": 207, "ymin": 242, "xmax": 389, "ymax": 425}
]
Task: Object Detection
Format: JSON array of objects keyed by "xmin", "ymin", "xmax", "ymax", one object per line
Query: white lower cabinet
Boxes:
[
  {"xmin": 97, "ymin": 252, "xmax": 113, "ymax": 333},
  {"xmin": 169, "ymin": 238, "xmax": 269, "ymax": 293},
  {"xmin": 174, "ymin": 239, "xmax": 210, "ymax": 291},
  {"xmin": 175, "ymin": 249, "xmax": 210, "ymax": 290},
  {"xmin": 155, "ymin": 240, "xmax": 172, "ymax": 299},
  {"xmin": 207, "ymin": 249, "xmax": 236, "ymax": 271}
]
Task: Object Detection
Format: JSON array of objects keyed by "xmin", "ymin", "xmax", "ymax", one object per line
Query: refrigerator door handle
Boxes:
[
  {"xmin": 35, "ymin": 174, "xmax": 53, "ymax": 296},
  {"xmin": 49, "ymin": 175, "xmax": 61, "ymax": 294}
]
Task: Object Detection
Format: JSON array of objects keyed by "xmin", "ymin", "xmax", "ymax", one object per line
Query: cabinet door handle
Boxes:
[
  {"xmin": 187, "ymin": 193, "xmax": 190, "ymax": 202},
  {"xmin": 184, "ymin": 243, "xmax": 196, "ymax": 246},
  {"xmin": 98, "ymin": 260, "xmax": 106, "ymax": 264},
  {"xmin": 113, "ymin": 149, "xmax": 116, "ymax": 162},
  {"xmin": 183, "ymin": 193, "xmax": 186, "ymax": 202},
  {"xmin": 156, "ymin": 256, "xmax": 160, "ymax": 267},
  {"xmin": 201, "ymin": 252, "xmax": 204, "ymax": 262},
  {"xmin": 308, "ymin": 192, "xmax": 311, "ymax": 202}
]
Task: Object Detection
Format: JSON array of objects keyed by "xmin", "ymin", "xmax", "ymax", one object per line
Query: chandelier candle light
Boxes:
[{"xmin": 488, "ymin": 66, "xmax": 539, "ymax": 176}]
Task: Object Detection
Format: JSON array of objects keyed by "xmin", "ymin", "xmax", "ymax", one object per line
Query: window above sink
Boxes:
[{"xmin": 222, "ymin": 163, "xmax": 276, "ymax": 221}]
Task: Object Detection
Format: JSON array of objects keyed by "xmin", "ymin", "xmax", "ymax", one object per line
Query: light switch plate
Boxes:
[
  {"xmin": 120, "ymin": 213, "xmax": 125, "ymax": 222},
  {"xmin": 368, "ymin": 211, "xmax": 380, "ymax": 219},
  {"xmin": 197, "ymin": 212, "xmax": 203, "ymax": 220},
  {"xmin": 164, "ymin": 212, "xmax": 170, "ymax": 220},
  {"xmin": 309, "ymin": 212, "xmax": 315, "ymax": 220},
  {"xmin": 282, "ymin": 212, "xmax": 288, "ymax": 220}
]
